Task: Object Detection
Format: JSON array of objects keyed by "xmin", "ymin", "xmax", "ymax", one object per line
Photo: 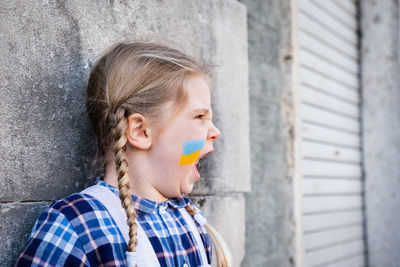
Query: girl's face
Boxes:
[{"xmin": 148, "ymin": 73, "xmax": 220, "ymax": 199}]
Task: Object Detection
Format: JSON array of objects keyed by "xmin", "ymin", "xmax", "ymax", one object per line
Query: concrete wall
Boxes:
[
  {"xmin": 0, "ymin": 1, "xmax": 250, "ymax": 266},
  {"xmin": 361, "ymin": 0, "xmax": 400, "ymax": 266},
  {"xmin": 239, "ymin": 0, "xmax": 296, "ymax": 266}
]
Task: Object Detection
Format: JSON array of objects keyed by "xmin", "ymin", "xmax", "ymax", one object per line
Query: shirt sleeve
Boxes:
[{"xmin": 14, "ymin": 207, "xmax": 89, "ymax": 267}]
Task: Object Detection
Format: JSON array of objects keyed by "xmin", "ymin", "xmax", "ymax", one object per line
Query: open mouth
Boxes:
[{"xmin": 193, "ymin": 150, "xmax": 213, "ymax": 179}]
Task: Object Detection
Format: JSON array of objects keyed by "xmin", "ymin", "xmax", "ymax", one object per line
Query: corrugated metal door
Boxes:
[{"xmin": 297, "ymin": 0, "xmax": 366, "ymax": 266}]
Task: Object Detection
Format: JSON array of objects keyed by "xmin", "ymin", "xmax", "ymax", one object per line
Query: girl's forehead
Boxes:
[
  {"xmin": 184, "ymin": 96, "xmax": 212, "ymax": 116},
  {"xmin": 184, "ymin": 76, "xmax": 211, "ymax": 106}
]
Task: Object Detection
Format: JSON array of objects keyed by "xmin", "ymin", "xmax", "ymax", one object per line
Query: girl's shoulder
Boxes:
[
  {"xmin": 30, "ymin": 190, "xmax": 121, "ymax": 244},
  {"xmin": 48, "ymin": 191, "xmax": 109, "ymax": 222},
  {"xmin": 15, "ymin": 191, "xmax": 126, "ymax": 266},
  {"xmin": 47, "ymin": 177, "xmax": 122, "ymax": 224}
]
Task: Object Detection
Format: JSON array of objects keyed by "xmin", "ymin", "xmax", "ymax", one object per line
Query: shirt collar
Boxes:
[{"xmin": 94, "ymin": 174, "xmax": 191, "ymax": 215}]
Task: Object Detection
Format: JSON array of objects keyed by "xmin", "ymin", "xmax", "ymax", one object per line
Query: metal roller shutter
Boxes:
[{"xmin": 297, "ymin": 0, "xmax": 366, "ymax": 266}]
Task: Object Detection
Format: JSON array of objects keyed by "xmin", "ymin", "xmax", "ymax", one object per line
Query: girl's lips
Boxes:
[{"xmin": 199, "ymin": 150, "xmax": 214, "ymax": 160}]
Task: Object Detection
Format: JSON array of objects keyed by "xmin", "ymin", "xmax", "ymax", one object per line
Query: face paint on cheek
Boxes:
[{"xmin": 179, "ymin": 139, "xmax": 205, "ymax": 166}]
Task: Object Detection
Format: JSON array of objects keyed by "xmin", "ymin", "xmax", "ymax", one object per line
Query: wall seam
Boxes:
[{"xmin": 356, "ymin": 0, "xmax": 369, "ymax": 266}]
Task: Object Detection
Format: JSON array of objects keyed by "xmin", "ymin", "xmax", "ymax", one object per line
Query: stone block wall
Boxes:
[{"xmin": 0, "ymin": 1, "xmax": 250, "ymax": 266}]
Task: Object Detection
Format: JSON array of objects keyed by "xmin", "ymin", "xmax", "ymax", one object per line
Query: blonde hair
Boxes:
[{"xmin": 86, "ymin": 41, "xmax": 233, "ymax": 266}]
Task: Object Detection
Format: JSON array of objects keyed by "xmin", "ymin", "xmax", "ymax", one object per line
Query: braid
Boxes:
[
  {"xmin": 112, "ymin": 107, "xmax": 138, "ymax": 252},
  {"xmin": 185, "ymin": 203, "xmax": 233, "ymax": 267},
  {"xmin": 185, "ymin": 203, "xmax": 198, "ymax": 216}
]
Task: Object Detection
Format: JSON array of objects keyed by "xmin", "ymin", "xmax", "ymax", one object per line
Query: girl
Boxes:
[{"xmin": 14, "ymin": 41, "xmax": 233, "ymax": 267}]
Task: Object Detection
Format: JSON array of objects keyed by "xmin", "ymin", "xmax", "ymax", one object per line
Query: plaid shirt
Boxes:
[{"xmin": 14, "ymin": 175, "xmax": 212, "ymax": 266}]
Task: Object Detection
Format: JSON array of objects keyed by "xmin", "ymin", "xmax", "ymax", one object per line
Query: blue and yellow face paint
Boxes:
[{"xmin": 179, "ymin": 139, "xmax": 205, "ymax": 165}]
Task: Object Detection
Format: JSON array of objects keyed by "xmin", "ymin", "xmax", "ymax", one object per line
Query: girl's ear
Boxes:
[{"xmin": 126, "ymin": 113, "xmax": 152, "ymax": 150}]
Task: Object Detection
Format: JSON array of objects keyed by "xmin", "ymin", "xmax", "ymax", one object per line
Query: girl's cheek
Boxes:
[{"xmin": 179, "ymin": 138, "xmax": 205, "ymax": 166}]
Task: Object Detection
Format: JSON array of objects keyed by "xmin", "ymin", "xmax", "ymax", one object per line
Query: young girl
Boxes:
[{"xmin": 14, "ymin": 41, "xmax": 233, "ymax": 267}]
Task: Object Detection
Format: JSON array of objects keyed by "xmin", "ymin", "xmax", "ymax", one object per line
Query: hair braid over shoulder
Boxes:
[
  {"xmin": 112, "ymin": 106, "xmax": 138, "ymax": 252},
  {"xmin": 185, "ymin": 204, "xmax": 233, "ymax": 267}
]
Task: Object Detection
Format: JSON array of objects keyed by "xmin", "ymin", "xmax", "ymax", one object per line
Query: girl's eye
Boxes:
[{"xmin": 195, "ymin": 114, "xmax": 204, "ymax": 119}]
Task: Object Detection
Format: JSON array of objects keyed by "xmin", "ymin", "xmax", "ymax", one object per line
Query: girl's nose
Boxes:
[{"xmin": 208, "ymin": 121, "xmax": 221, "ymax": 141}]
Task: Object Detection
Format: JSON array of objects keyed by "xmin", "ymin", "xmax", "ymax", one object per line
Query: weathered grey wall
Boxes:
[
  {"xmin": 239, "ymin": 0, "xmax": 296, "ymax": 266},
  {"xmin": 0, "ymin": 1, "xmax": 250, "ymax": 266},
  {"xmin": 361, "ymin": 0, "xmax": 400, "ymax": 266}
]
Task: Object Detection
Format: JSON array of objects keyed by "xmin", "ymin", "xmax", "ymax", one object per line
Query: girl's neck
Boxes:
[{"xmin": 103, "ymin": 154, "xmax": 169, "ymax": 203}]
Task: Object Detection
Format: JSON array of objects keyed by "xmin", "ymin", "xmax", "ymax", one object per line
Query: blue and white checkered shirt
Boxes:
[{"xmin": 14, "ymin": 175, "xmax": 212, "ymax": 266}]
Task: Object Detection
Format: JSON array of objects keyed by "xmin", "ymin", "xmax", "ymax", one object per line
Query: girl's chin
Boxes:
[{"xmin": 180, "ymin": 184, "xmax": 195, "ymax": 196}]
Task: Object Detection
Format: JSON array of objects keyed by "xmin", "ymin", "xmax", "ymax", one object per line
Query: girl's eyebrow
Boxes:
[{"xmin": 192, "ymin": 108, "xmax": 211, "ymax": 115}]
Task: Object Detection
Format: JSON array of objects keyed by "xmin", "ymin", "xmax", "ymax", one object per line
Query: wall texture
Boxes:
[
  {"xmin": 239, "ymin": 0, "xmax": 296, "ymax": 266},
  {"xmin": 361, "ymin": 0, "xmax": 400, "ymax": 266},
  {"xmin": 0, "ymin": 1, "xmax": 250, "ymax": 266}
]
